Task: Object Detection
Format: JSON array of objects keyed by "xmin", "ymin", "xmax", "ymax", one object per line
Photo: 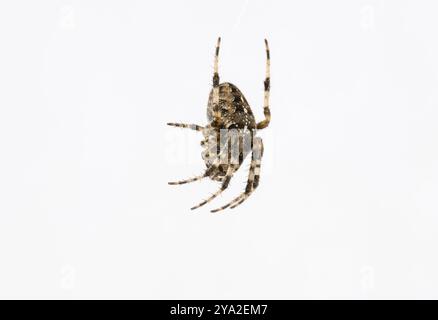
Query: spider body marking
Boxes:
[{"xmin": 168, "ymin": 38, "xmax": 271, "ymax": 212}]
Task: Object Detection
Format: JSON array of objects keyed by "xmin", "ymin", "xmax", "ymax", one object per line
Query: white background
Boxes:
[{"xmin": 0, "ymin": 0, "xmax": 437, "ymax": 299}]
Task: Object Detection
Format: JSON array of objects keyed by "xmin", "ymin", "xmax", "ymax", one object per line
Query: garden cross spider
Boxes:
[{"xmin": 168, "ymin": 38, "xmax": 271, "ymax": 212}]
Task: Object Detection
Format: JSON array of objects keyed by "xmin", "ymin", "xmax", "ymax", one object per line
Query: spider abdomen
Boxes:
[{"xmin": 207, "ymin": 82, "xmax": 256, "ymax": 129}]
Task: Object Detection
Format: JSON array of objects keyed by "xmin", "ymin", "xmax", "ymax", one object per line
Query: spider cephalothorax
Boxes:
[{"xmin": 168, "ymin": 38, "xmax": 271, "ymax": 212}]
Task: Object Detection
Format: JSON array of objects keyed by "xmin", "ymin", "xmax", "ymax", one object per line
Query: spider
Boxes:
[{"xmin": 167, "ymin": 37, "xmax": 271, "ymax": 212}]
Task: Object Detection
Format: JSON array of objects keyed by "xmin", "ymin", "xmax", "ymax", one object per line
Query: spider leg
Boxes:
[
  {"xmin": 211, "ymin": 137, "xmax": 263, "ymax": 212},
  {"xmin": 190, "ymin": 165, "xmax": 236, "ymax": 210},
  {"xmin": 256, "ymin": 39, "xmax": 271, "ymax": 130},
  {"xmin": 209, "ymin": 168, "xmax": 254, "ymax": 213},
  {"xmin": 212, "ymin": 37, "xmax": 222, "ymax": 122},
  {"xmin": 210, "ymin": 185, "xmax": 248, "ymax": 213},
  {"xmin": 168, "ymin": 162, "xmax": 219, "ymax": 185},
  {"xmin": 230, "ymin": 138, "xmax": 263, "ymax": 209},
  {"xmin": 167, "ymin": 122, "xmax": 204, "ymax": 132},
  {"xmin": 168, "ymin": 174, "xmax": 206, "ymax": 185}
]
